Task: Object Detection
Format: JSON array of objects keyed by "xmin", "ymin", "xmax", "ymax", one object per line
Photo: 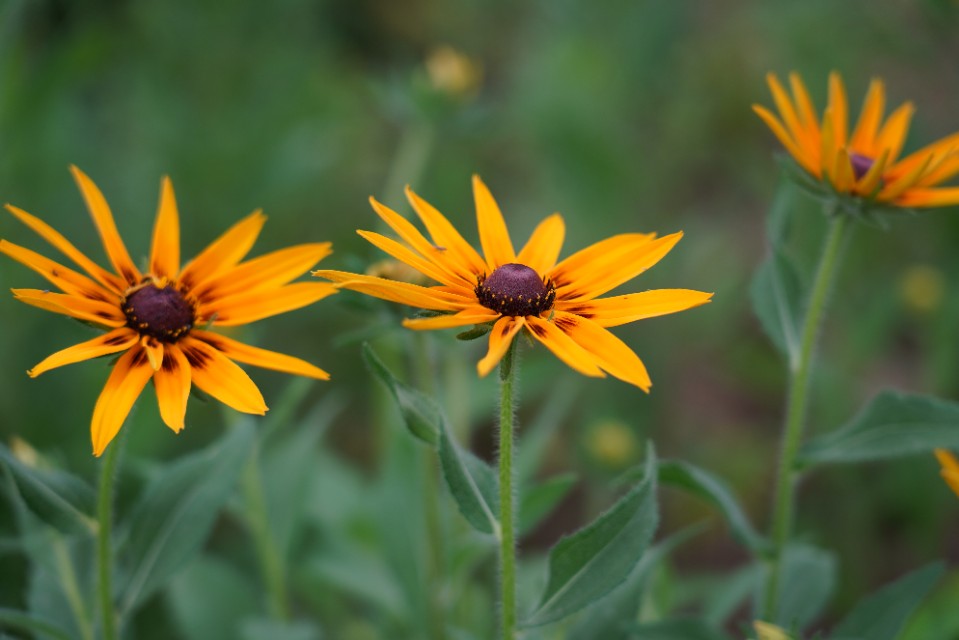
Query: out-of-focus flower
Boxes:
[
  {"xmin": 1, "ymin": 167, "xmax": 335, "ymax": 455},
  {"xmin": 315, "ymin": 176, "xmax": 712, "ymax": 388},
  {"xmin": 585, "ymin": 419, "xmax": 640, "ymax": 470},
  {"xmin": 934, "ymin": 449, "xmax": 959, "ymax": 498},
  {"xmin": 754, "ymin": 71, "xmax": 959, "ymax": 209},
  {"xmin": 899, "ymin": 264, "xmax": 945, "ymax": 314},
  {"xmin": 425, "ymin": 45, "xmax": 483, "ymax": 101},
  {"xmin": 753, "ymin": 621, "xmax": 793, "ymax": 640}
]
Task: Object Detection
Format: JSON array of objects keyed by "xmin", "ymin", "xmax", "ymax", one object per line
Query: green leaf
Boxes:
[
  {"xmin": 362, "ymin": 343, "xmax": 440, "ymax": 446},
  {"xmin": 0, "ymin": 608, "xmax": 73, "ymax": 640},
  {"xmin": 831, "ymin": 562, "xmax": 944, "ymax": 640},
  {"xmin": 519, "ymin": 473, "xmax": 576, "ymax": 536},
  {"xmin": 523, "ymin": 445, "xmax": 658, "ymax": 627},
  {"xmin": 750, "ymin": 247, "xmax": 804, "ymax": 367},
  {"xmin": 0, "ymin": 446, "xmax": 95, "ymax": 535},
  {"xmin": 658, "ymin": 460, "xmax": 768, "ymax": 555},
  {"xmin": 516, "ymin": 376, "xmax": 580, "ymax": 482},
  {"xmin": 438, "ymin": 420, "xmax": 499, "ymax": 535},
  {"xmin": 799, "ymin": 391, "xmax": 959, "ymax": 466},
  {"xmin": 767, "ymin": 178, "xmax": 798, "ymax": 248},
  {"xmin": 168, "ymin": 556, "xmax": 259, "ymax": 640},
  {"xmin": 765, "ymin": 543, "xmax": 836, "ymax": 630},
  {"xmin": 456, "ymin": 324, "xmax": 492, "ymax": 341},
  {"xmin": 117, "ymin": 421, "xmax": 255, "ymax": 613},
  {"xmin": 240, "ymin": 619, "xmax": 322, "ymax": 640},
  {"xmin": 624, "ymin": 618, "xmax": 732, "ymax": 640}
]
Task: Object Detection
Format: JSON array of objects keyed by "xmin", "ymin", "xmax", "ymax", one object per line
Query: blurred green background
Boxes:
[{"xmin": 2, "ymin": 0, "xmax": 959, "ymax": 636}]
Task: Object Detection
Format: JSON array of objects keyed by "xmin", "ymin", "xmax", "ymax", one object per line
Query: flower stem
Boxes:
[
  {"xmin": 498, "ymin": 344, "xmax": 518, "ymax": 640},
  {"xmin": 242, "ymin": 445, "xmax": 290, "ymax": 621},
  {"xmin": 96, "ymin": 441, "xmax": 122, "ymax": 640},
  {"xmin": 763, "ymin": 214, "xmax": 848, "ymax": 619}
]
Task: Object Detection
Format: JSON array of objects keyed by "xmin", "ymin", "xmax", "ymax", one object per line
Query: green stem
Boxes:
[
  {"xmin": 498, "ymin": 344, "xmax": 517, "ymax": 640},
  {"xmin": 763, "ymin": 214, "xmax": 848, "ymax": 619},
  {"xmin": 96, "ymin": 442, "xmax": 121, "ymax": 640},
  {"xmin": 242, "ymin": 446, "xmax": 290, "ymax": 621}
]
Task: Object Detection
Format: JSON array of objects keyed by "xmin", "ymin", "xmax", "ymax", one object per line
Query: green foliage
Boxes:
[
  {"xmin": 765, "ymin": 544, "xmax": 837, "ymax": 631},
  {"xmin": 438, "ymin": 420, "xmax": 499, "ymax": 535},
  {"xmin": 0, "ymin": 607, "xmax": 73, "ymax": 640},
  {"xmin": 519, "ymin": 473, "xmax": 577, "ymax": 536},
  {"xmin": 0, "ymin": 447, "xmax": 96, "ymax": 535},
  {"xmin": 751, "ymin": 247, "xmax": 805, "ymax": 368},
  {"xmin": 362, "ymin": 343, "xmax": 440, "ymax": 446}
]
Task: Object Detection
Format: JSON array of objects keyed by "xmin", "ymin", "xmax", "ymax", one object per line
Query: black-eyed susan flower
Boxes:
[
  {"xmin": 753, "ymin": 71, "xmax": 959, "ymax": 209},
  {"xmin": 1, "ymin": 167, "xmax": 335, "ymax": 456},
  {"xmin": 314, "ymin": 176, "xmax": 711, "ymax": 389},
  {"xmin": 934, "ymin": 449, "xmax": 959, "ymax": 498}
]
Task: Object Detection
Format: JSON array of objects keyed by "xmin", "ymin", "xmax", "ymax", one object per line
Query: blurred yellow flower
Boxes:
[
  {"xmin": 1, "ymin": 167, "xmax": 335, "ymax": 456},
  {"xmin": 754, "ymin": 621, "xmax": 793, "ymax": 640},
  {"xmin": 425, "ymin": 45, "xmax": 482, "ymax": 100},
  {"xmin": 934, "ymin": 449, "xmax": 959, "ymax": 498},
  {"xmin": 585, "ymin": 420, "xmax": 640, "ymax": 469},
  {"xmin": 315, "ymin": 176, "xmax": 712, "ymax": 388},
  {"xmin": 899, "ymin": 264, "xmax": 945, "ymax": 314},
  {"xmin": 754, "ymin": 71, "xmax": 959, "ymax": 208}
]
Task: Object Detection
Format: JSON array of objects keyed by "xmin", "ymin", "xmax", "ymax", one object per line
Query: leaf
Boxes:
[
  {"xmin": 438, "ymin": 420, "xmax": 499, "ymax": 535},
  {"xmin": 117, "ymin": 421, "xmax": 255, "ymax": 613},
  {"xmin": 799, "ymin": 391, "xmax": 959, "ymax": 466},
  {"xmin": 767, "ymin": 177, "xmax": 798, "ymax": 248},
  {"xmin": 0, "ymin": 608, "xmax": 73, "ymax": 640},
  {"xmin": 362, "ymin": 343, "xmax": 440, "ymax": 446},
  {"xmin": 0, "ymin": 446, "xmax": 96, "ymax": 535},
  {"xmin": 750, "ymin": 247, "xmax": 804, "ymax": 368},
  {"xmin": 305, "ymin": 541, "xmax": 406, "ymax": 621},
  {"xmin": 765, "ymin": 543, "xmax": 836, "ymax": 630},
  {"xmin": 522, "ymin": 445, "xmax": 658, "ymax": 627},
  {"xmin": 831, "ymin": 562, "xmax": 944, "ymax": 640},
  {"xmin": 658, "ymin": 459, "xmax": 768, "ymax": 555},
  {"xmin": 519, "ymin": 473, "xmax": 576, "ymax": 536},
  {"xmin": 624, "ymin": 618, "xmax": 732, "ymax": 640},
  {"xmin": 167, "ymin": 556, "xmax": 259, "ymax": 640},
  {"xmin": 516, "ymin": 375, "xmax": 580, "ymax": 482},
  {"xmin": 240, "ymin": 619, "xmax": 322, "ymax": 640}
]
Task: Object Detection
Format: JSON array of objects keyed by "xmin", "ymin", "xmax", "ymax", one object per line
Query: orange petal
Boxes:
[
  {"xmin": 141, "ymin": 336, "xmax": 164, "ymax": 371},
  {"xmin": 849, "ymin": 78, "xmax": 885, "ymax": 153},
  {"xmin": 153, "ymin": 345, "xmax": 191, "ymax": 433},
  {"xmin": 477, "ymin": 316, "xmax": 525, "ymax": 377},
  {"xmin": 192, "ymin": 242, "xmax": 332, "ymax": 302},
  {"xmin": 180, "ymin": 337, "xmax": 267, "ymax": 415},
  {"xmin": 357, "ymin": 230, "xmax": 460, "ymax": 287},
  {"xmin": 892, "ymin": 131, "xmax": 959, "ymax": 177},
  {"xmin": 0, "ymin": 240, "xmax": 117, "ymax": 302},
  {"xmin": 313, "ymin": 270, "xmax": 468, "ymax": 310},
  {"xmin": 11, "ymin": 288, "xmax": 126, "ymax": 327},
  {"xmin": 516, "ymin": 214, "xmax": 566, "ymax": 275},
  {"xmin": 29, "ymin": 327, "xmax": 138, "ymax": 377},
  {"xmin": 819, "ymin": 108, "xmax": 837, "ymax": 185},
  {"xmin": 550, "ymin": 233, "xmax": 656, "ymax": 287},
  {"xmin": 524, "ymin": 315, "xmax": 605, "ymax": 378},
  {"xmin": 915, "ymin": 150, "xmax": 959, "ymax": 189},
  {"xmin": 405, "ymin": 186, "xmax": 488, "ymax": 276},
  {"xmin": 753, "ymin": 105, "xmax": 818, "ymax": 175},
  {"xmin": 832, "ymin": 148, "xmax": 855, "ymax": 194},
  {"xmin": 877, "ymin": 152, "xmax": 933, "ymax": 203},
  {"xmin": 69, "ymin": 166, "xmax": 141, "ymax": 286},
  {"xmin": 556, "ymin": 289, "xmax": 713, "ymax": 328},
  {"xmin": 149, "ymin": 176, "xmax": 180, "ymax": 280},
  {"xmin": 178, "ymin": 210, "xmax": 266, "ymax": 292},
  {"xmin": 875, "ymin": 102, "xmax": 915, "ymax": 165},
  {"xmin": 473, "ymin": 175, "xmax": 516, "ymax": 270},
  {"xmin": 765, "ymin": 73, "xmax": 807, "ymax": 155},
  {"xmin": 827, "ymin": 71, "xmax": 848, "ymax": 148},
  {"xmin": 856, "ymin": 149, "xmax": 889, "ymax": 196},
  {"xmin": 789, "ymin": 72, "xmax": 820, "ymax": 144},
  {"xmin": 896, "ymin": 187, "xmax": 959, "ymax": 208},
  {"xmin": 191, "ymin": 330, "xmax": 329, "ymax": 380},
  {"xmin": 552, "ymin": 311, "xmax": 651, "ymax": 390},
  {"xmin": 403, "ymin": 307, "xmax": 500, "ymax": 331},
  {"xmin": 200, "ymin": 282, "xmax": 337, "ymax": 326},
  {"xmin": 935, "ymin": 449, "xmax": 959, "ymax": 498},
  {"xmin": 91, "ymin": 347, "xmax": 154, "ymax": 456},
  {"xmin": 4, "ymin": 204, "xmax": 125, "ymax": 293}
]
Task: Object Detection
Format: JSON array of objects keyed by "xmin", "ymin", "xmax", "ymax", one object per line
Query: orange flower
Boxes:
[
  {"xmin": 754, "ymin": 71, "xmax": 959, "ymax": 208},
  {"xmin": 934, "ymin": 449, "xmax": 959, "ymax": 498},
  {"xmin": 1, "ymin": 167, "xmax": 335, "ymax": 455},
  {"xmin": 314, "ymin": 176, "xmax": 711, "ymax": 389}
]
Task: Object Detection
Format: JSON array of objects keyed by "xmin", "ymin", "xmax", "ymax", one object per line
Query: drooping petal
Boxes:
[
  {"xmin": 556, "ymin": 289, "xmax": 713, "ymax": 328},
  {"xmin": 91, "ymin": 347, "xmax": 154, "ymax": 456},
  {"xmin": 896, "ymin": 186, "xmax": 959, "ymax": 208},
  {"xmin": 180, "ymin": 337, "xmax": 267, "ymax": 414},
  {"xmin": 405, "ymin": 186, "xmax": 488, "ymax": 276},
  {"xmin": 0, "ymin": 240, "xmax": 116, "ymax": 302},
  {"xmin": 524, "ymin": 315, "xmax": 604, "ymax": 378},
  {"xmin": 892, "ymin": 132, "xmax": 959, "ymax": 178},
  {"xmin": 477, "ymin": 316, "xmax": 525, "ymax": 377},
  {"xmin": 153, "ymin": 345, "xmax": 191, "ymax": 433},
  {"xmin": 70, "ymin": 165, "xmax": 141, "ymax": 286},
  {"xmin": 4, "ymin": 204, "xmax": 125, "ymax": 293},
  {"xmin": 473, "ymin": 175, "xmax": 516, "ymax": 269},
  {"xmin": 552, "ymin": 311, "xmax": 651, "ymax": 390},
  {"xmin": 313, "ymin": 270, "xmax": 469, "ymax": 310},
  {"xmin": 827, "ymin": 71, "xmax": 848, "ymax": 148},
  {"xmin": 199, "ymin": 282, "xmax": 336, "ymax": 326},
  {"xmin": 11, "ymin": 288, "xmax": 126, "ymax": 327},
  {"xmin": 191, "ymin": 243, "xmax": 332, "ymax": 302},
  {"xmin": 149, "ymin": 176, "xmax": 180, "ymax": 280},
  {"xmin": 403, "ymin": 307, "xmax": 500, "ymax": 331},
  {"xmin": 554, "ymin": 232, "xmax": 684, "ymax": 301},
  {"xmin": 549, "ymin": 233, "xmax": 656, "ymax": 287},
  {"xmin": 849, "ymin": 78, "xmax": 885, "ymax": 153},
  {"xmin": 192, "ymin": 330, "xmax": 330, "ymax": 380},
  {"xmin": 752, "ymin": 105, "xmax": 818, "ymax": 175},
  {"xmin": 28, "ymin": 328, "xmax": 138, "ymax": 377},
  {"xmin": 178, "ymin": 210, "xmax": 266, "ymax": 292},
  {"xmin": 516, "ymin": 214, "xmax": 565, "ymax": 275}
]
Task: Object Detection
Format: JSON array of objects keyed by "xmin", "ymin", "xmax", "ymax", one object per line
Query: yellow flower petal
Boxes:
[
  {"xmin": 556, "ymin": 289, "xmax": 713, "ymax": 328},
  {"xmin": 28, "ymin": 328, "xmax": 138, "ymax": 378},
  {"xmin": 149, "ymin": 176, "xmax": 180, "ymax": 280},
  {"xmin": 178, "ymin": 210, "xmax": 266, "ymax": 292},
  {"xmin": 765, "ymin": 73, "xmax": 808, "ymax": 155},
  {"xmin": 552, "ymin": 311, "xmax": 651, "ymax": 390},
  {"xmin": 357, "ymin": 230, "xmax": 461, "ymax": 288},
  {"xmin": 827, "ymin": 71, "xmax": 848, "ymax": 147},
  {"xmin": 405, "ymin": 186, "xmax": 488, "ymax": 276},
  {"xmin": 153, "ymin": 345, "xmax": 191, "ymax": 433},
  {"xmin": 550, "ymin": 232, "xmax": 656, "ymax": 288},
  {"xmin": 11, "ymin": 288, "xmax": 126, "ymax": 327},
  {"xmin": 91, "ymin": 347, "xmax": 154, "ymax": 456},
  {"xmin": 180, "ymin": 337, "xmax": 267, "ymax": 415},
  {"xmin": 477, "ymin": 316, "xmax": 525, "ymax": 377},
  {"xmin": 789, "ymin": 72, "xmax": 820, "ymax": 140},
  {"xmin": 403, "ymin": 307, "xmax": 500, "ymax": 331},
  {"xmin": 191, "ymin": 330, "xmax": 330, "ymax": 380},
  {"xmin": 0, "ymin": 240, "xmax": 116, "ymax": 302},
  {"xmin": 878, "ymin": 152, "xmax": 934, "ymax": 203},
  {"xmin": 525, "ymin": 315, "xmax": 605, "ymax": 378},
  {"xmin": 516, "ymin": 213, "xmax": 565, "ymax": 275},
  {"xmin": 192, "ymin": 242, "xmax": 332, "ymax": 302},
  {"xmin": 473, "ymin": 175, "xmax": 516, "ymax": 269},
  {"xmin": 874, "ymin": 102, "xmax": 915, "ymax": 165},
  {"xmin": 200, "ymin": 282, "xmax": 337, "ymax": 326},
  {"xmin": 142, "ymin": 336, "xmax": 164, "ymax": 371},
  {"xmin": 856, "ymin": 149, "xmax": 890, "ymax": 196},
  {"xmin": 849, "ymin": 78, "xmax": 885, "ymax": 154},
  {"xmin": 897, "ymin": 186, "xmax": 959, "ymax": 208},
  {"xmin": 313, "ymin": 270, "xmax": 468, "ymax": 310},
  {"xmin": 70, "ymin": 165, "xmax": 141, "ymax": 286}
]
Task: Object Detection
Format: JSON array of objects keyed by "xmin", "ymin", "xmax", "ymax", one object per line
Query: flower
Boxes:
[
  {"xmin": 1, "ymin": 167, "xmax": 336, "ymax": 456},
  {"xmin": 753, "ymin": 71, "xmax": 959, "ymax": 208},
  {"xmin": 314, "ymin": 176, "xmax": 711, "ymax": 389},
  {"xmin": 934, "ymin": 449, "xmax": 959, "ymax": 498}
]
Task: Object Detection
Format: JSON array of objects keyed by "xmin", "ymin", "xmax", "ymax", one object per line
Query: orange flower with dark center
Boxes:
[{"xmin": 1, "ymin": 167, "xmax": 336, "ymax": 455}]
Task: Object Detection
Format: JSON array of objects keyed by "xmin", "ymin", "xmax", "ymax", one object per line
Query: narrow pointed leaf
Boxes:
[
  {"xmin": 0, "ymin": 608, "xmax": 73, "ymax": 640},
  {"xmin": 522, "ymin": 445, "xmax": 658, "ymax": 627},
  {"xmin": 750, "ymin": 248, "xmax": 803, "ymax": 367},
  {"xmin": 438, "ymin": 420, "xmax": 499, "ymax": 535},
  {"xmin": 362, "ymin": 343, "xmax": 440, "ymax": 446},
  {"xmin": 800, "ymin": 391, "xmax": 959, "ymax": 466},
  {"xmin": 764, "ymin": 543, "xmax": 836, "ymax": 630}
]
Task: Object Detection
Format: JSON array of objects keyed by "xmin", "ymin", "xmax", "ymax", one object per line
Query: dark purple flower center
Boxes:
[
  {"xmin": 475, "ymin": 263, "xmax": 555, "ymax": 317},
  {"xmin": 849, "ymin": 152, "xmax": 875, "ymax": 181},
  {"xmin": 122, "ymin": 282, "xmax": 195, "ymax": 342}
]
